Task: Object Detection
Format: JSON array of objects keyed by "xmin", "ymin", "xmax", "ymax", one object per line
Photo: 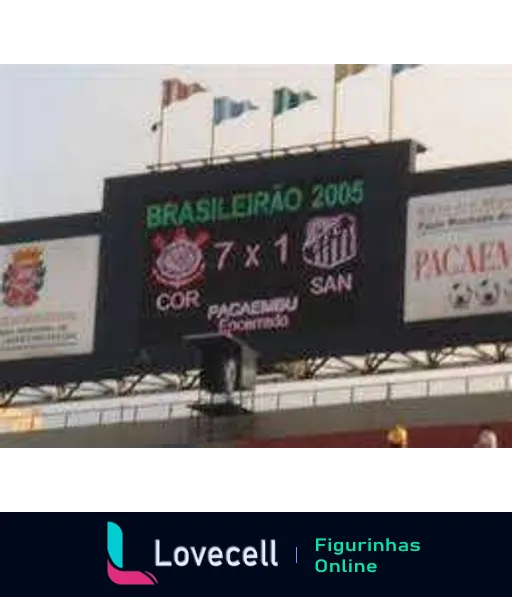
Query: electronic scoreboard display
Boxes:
[{"xmin": 104, "ymin": 141, "xmax": 412, "ymax": 361}]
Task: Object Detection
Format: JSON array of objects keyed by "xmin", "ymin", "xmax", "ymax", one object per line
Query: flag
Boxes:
[
  {"xmin": 391, "ymin": 64, "xmax": 421, "ymax": 76},
  {"xmin": 161, "ymin": 78, "xmax": 206, "ymax": 108},
  {"xmin": 213, "ymin": 96, "xmax": 258, "ymax": 126},
  {"xmin": 151, "ymin": 78, "xmax": 206, "ymax": 133},
  {"xmin": 210, "ymin": 97, "xmax": 258, "ymax": 160},
  {"xmin": 387, "ymin": 65, "xmax": 421, "ymax": 141},
  {"xmin": 330, "ymin": 65, "xmax": 368, "ymax": 144},
  {"xmin": 334, "ymin": 64, "xmax": 368, "ymax": 83},
  {"xmin": 273, "ymin": 87, "xmax": 316, "ymax": 117},
  {"xmin": 151, "ymin": 77, "xmax": 206, "ymax": 166}
]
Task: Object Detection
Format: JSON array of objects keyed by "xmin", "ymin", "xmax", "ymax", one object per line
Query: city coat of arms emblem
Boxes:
[
  {"xmin": 2, "ymin": 246, "xmax": 46, "ymax": 308},
  {"xmin": 151, "ymin": 228, "xmax": 210, "ymax": 289}
]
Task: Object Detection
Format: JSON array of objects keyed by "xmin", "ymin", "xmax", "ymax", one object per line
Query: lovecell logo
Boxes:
[
  {"xmin": 107, "ymin": 522, "xmax": 158, "ymax": 586},
  {"xmin": 107, "ymin": 521, "xmax": 278, "ymax": 585}
]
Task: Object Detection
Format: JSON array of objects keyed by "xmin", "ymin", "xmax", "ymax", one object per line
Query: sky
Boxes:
[{"xmin": 3, "ymin": 64, "xmax": 512, "ymax": 221}]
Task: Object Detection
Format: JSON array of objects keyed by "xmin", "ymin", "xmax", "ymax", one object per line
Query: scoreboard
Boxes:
[
  {"xmin": 104, "ymin": 141, "xmax": 413, "ymax": 362},
  {"xmin": 143, "ymin": 178, "xmax": 364, "ymax": 340}
]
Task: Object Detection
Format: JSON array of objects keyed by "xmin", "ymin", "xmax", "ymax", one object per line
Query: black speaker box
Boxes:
[{"xmin": 184, "ymin": 334, "xmax": 258, "ymax": 394}]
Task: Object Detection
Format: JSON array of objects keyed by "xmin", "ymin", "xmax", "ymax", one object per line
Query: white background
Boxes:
[
  {"xmin": 384, "ymin": 480, "xmax": 489, "ymax": 505},
  {"xmin": 404, "ymin": 186, "xmax": 512, "ymax": 322},
  {"xmin": 0, "ymin": 235, "xmax": 99, "ymax": 360}
]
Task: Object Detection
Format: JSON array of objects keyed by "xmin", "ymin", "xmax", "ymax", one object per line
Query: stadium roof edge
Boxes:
[{"xmin": 103, "ymin": 137, "xmax": 419, "ymax": 183}]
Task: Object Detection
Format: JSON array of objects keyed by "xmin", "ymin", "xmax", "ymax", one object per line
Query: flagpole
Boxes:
[
  {"xmin": 157, "ymin": 84, "xmax": 166, "ymax": 169},
  {"xmin": 210, "ymin": 117, "xmax": 216, "ymax": 163},
  {"xmin": 387, "ymin": 67, "xmax": 395, "ymax": 141},
  {"xmin": 270, "ymin": 112, "xmax": 276, "ymax": 156},
  {"xmin": 331, "ymin": 67, "xmax": 338, "ymax": 146}
]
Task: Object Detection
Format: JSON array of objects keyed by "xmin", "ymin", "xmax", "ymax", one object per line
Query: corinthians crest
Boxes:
[
  {"xmin": 2, "ymin": 246, "xmax": 46, "ymax": 308},
  {"xmin": 302, "ymin": 214, "xmax": 358, "ymax": 270},
  {"xmin": 151, "ymin": 228, "xmax": 210, "ymax": 289}
]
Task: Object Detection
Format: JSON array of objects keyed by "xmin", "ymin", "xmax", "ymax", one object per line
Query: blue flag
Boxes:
[
  {"xmin": 213, "ymin": 96, "xmax": 258, "ymax": 126},
  {"xmin": 392, "ymin": 64, "xmax": 421, "ymax": 76}
]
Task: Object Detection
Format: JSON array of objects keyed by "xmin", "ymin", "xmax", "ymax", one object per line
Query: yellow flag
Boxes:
[{"xmin": 334, "ymin": 64, "xmax": 368, "ymax": 83}]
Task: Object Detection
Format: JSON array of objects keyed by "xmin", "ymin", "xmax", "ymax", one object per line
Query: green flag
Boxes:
[{"xmin": 273, "ymin": 87, "xmax": 316, "ymax": 117}]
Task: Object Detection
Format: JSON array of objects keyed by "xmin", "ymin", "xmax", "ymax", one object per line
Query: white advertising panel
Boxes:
[
  {"xmin": 404, "ymin": 185, "xmax": 512, "ymax": 322},
  {"xmin": 0, "ymin": 235, "xmax": 100, "ymax": 361}
]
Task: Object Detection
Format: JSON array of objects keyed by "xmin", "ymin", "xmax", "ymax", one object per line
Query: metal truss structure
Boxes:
[
  {"xmin": 0, "ymin": 136, "xmax": 480, "ymax": 409},
  {"xmin": 2, "ymin": 343, "xmax": 512, "ymax": 408}
]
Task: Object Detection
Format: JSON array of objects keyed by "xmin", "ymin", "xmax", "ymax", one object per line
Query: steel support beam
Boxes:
[{"xmin": 2, "ymin": 343, "xmax": 512, "ymax": 408}]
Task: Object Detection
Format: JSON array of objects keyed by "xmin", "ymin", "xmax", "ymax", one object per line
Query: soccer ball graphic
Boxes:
[
  {"xmin": 474, "ymin": 278, "xmax": 500, "ymax": 307},
  {"xmin": 448, "ymin": 282, "xmax": 473, "ymax": 310}
]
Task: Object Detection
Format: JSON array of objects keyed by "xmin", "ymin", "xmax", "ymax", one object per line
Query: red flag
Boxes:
[{"xmin": 161, "ymin": 78, "xmax": 206, "ymax": 108}]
